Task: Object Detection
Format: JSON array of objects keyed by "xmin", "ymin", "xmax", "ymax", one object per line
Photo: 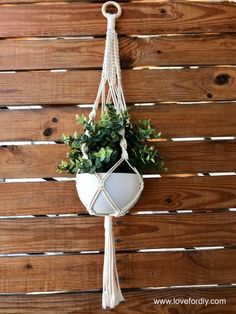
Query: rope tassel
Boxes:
[{"xmin": 102, "ymin": 216, "xmax": 124, "ymax": 309}]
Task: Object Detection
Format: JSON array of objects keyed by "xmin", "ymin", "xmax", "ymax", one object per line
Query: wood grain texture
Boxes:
[
  {"xmin": 0, "ymin": 249, "xmax": 235, "ymax": 292},
  {"xmin": 0, "ymin": 0, "xmax": 129, "ymax": 2},
  {"xmin": 0, "ymin": 287, "xmax": 234, "ymax": 314},
  {"xmin": 0, "ymin": 2, "xmax": 236, "ymax": 37},
  {"xmin": 0, "ymin": 0, "xmax": 235, "ymax": 308},
  {"xmin": 1, "ymin": 175, "xmax": 236, "ymax": 215},
  {"xmin": 138, "ymin": 175, "xmax": 236, "ymax": 212},
  {"xmin": 0, "ymin": 212, "xmax": 235, "ymax": 253},
  {"xmin": 0, "ymin": 67, "xmax": 235, "ymax": 105},
  {"xmin": 0, "ymin": 181, "xmax": 81, "ymax": 216},
  {"xmin": 2, "ymin": 34, "xmax": 236, "ymax": 70},
  {"xmin": 1, "ymin": 102, "xmax": 236, "ymax": 141},
  {"xmin": 0, "ymin": 140, "xmax": 235, "ymax": 178}
]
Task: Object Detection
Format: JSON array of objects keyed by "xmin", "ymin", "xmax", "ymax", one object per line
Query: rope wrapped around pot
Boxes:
[{"xmin": 76, "ymin": 1, "xmax": 144, "ymax": 309}]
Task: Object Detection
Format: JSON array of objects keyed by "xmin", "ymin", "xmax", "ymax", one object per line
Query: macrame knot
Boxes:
[
  {"xmin": 121, "ymin": 148, "xmax": 128, "ymax": 160},
  {"xmin": 120, "ymin": 137, "xmax": 127, "ymax": 149},
  {"xmin": 89, "ymin": 110, "xmax": 96, "ymax": 121},
  {"xmin": 99, "ymin": 181, "xmax": 105, "ymax": 189},
  {"xmin": 81, "ymin": 143, "xmax": 88, "ymax": 159}
]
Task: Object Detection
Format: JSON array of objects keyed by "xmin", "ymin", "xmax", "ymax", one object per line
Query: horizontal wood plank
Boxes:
[
  {"xmin": 2, "ymin": 34, "xmax": 236, "ymax": 70},
  {"xmin": 0, "ymin": 2, "xmax": 236, "ymax": 37},
  {"xmin": 1, "ymin": 175, "xmax": 236, "ymax": 215},
  {"xmin": 0, "ymin": 249, "xmax": 235, "ymax": 292},
  {"xmin": 0, "ymin": 67, "xmax": 236, "ymax": 105},
  {"xmin": 0, "ymin": 181, "xmax": 80, "ymax": 216},
  {"xmin": 1, "ymin": 102, "xmax": 236, "ymax": 141},
  {"xmin": 0, "ymin": 140, "xmax": 235, "ymax": 178},
  {"xmin": 1, "ymin": 2, "xmax": 235, "ymax": 309},
  {"xmin": 0, "ymin": 287, "xmax": 234, "ymax": 314},
  {"xmin": 0, "ymin": 0, "xmax": 128, "ymax": 2},
  {"xmin": 0, "ymin": 212, "xmax": 235, "ymax": 253}
]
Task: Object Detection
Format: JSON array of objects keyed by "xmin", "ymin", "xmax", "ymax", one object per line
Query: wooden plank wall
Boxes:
[{"xmin": 0, "ymin": 0, "xmax": 236, "ymax": 313}]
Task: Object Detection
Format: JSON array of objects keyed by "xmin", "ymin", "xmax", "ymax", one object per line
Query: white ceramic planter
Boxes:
[{"xmin": 76, "ymin": 172, "xmax": 142, "ymax": 215}]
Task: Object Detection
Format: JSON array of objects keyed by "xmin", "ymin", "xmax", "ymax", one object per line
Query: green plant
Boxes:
[{"xmin": 57, "ymin": 104, "xmax": 167, "ymax": 174}]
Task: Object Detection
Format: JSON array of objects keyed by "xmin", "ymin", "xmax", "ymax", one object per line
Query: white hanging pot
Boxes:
[{"xmin": 76, "ymin": 172, "xmax": 141, "ymax": 215}]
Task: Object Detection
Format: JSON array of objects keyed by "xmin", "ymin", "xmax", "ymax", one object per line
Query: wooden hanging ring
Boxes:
[{"xmin": 102, "ymin": 1, "xmax": 122, "ymax": 18}]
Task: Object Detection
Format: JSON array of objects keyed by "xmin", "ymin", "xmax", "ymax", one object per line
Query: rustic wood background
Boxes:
[{"xmin": 0, "ymin": 0, "xmax": 236, "ymax": 313}]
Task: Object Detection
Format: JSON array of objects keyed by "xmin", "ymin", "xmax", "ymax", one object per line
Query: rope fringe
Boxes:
[{"xmin": 102, "ymin": 216, "xmax": 124, "ymax": 309}]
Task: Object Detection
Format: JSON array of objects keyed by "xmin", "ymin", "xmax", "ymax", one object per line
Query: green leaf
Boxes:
[
  {"xmin": 61, "ymin": 160, "xmax": 68, "ymax": 167},
  {"xmin": 95, "ymin": 147, "xmax": 106, "ymax": 162},
  {"xmin": 76, "ymin": 114, "xmax": 87, "ymax": 125},
  {"xmin": 57, "ymin": 103, "xmax": 166, "ymax": 175}
]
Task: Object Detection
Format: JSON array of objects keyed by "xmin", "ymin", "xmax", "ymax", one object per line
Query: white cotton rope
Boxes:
[
  {"xmin": 79, "ymin": 1, "xmax": 144, "ymax": 309},
  {"xmin": 102, "ymin": 215, "xmax": 124, "ymax": 308}
]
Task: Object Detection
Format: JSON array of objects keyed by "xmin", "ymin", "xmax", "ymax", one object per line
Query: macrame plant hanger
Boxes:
[{"xmin": 79, "ymin": 1, "xmax": 144, "ymax": 309}]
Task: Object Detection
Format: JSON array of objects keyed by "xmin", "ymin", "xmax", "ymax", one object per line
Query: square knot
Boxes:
[{"xmin": 120, "ymin": 138, "xmax": 127, "ymax": 149}]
